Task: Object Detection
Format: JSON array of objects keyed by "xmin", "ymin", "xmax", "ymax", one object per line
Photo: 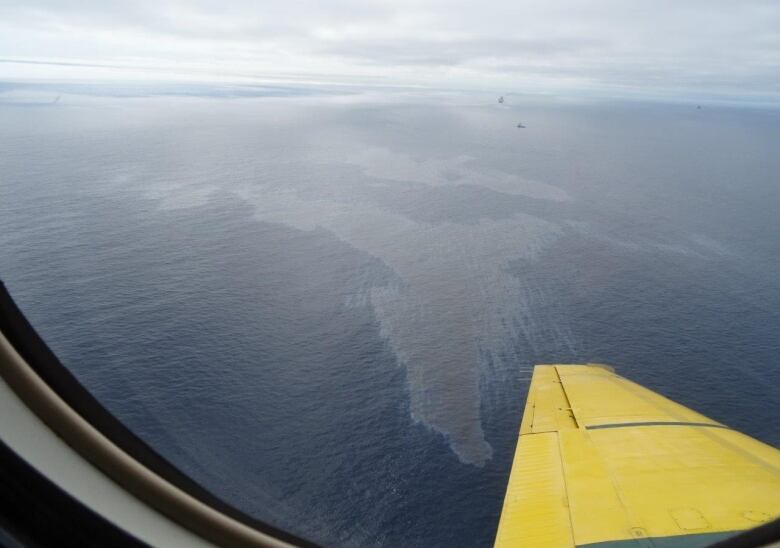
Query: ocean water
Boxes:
[{"xmin": 1, "ymin": 85, "xmax": 779, "ymax": 546}]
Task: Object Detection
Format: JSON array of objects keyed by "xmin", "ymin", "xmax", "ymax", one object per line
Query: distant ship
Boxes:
[
  {"xmin": 498, "ymin": 96, "xmax": 504, "ymax": 104},
  {"xmin": 516, "ymin": 122, "xmax": 526, "ymax": 128}
]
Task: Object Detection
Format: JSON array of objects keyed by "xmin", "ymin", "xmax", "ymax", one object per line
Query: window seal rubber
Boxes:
[{"xmin": 0, "ymin": 280, "xmax": 316, "ymax": 548}]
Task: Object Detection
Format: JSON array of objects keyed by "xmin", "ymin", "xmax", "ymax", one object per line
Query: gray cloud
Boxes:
[
  {"xmin": 0, "ymin": 0, "xmax": 777, "ymax": 101},
  {"xmin": 321, "ymin": 36, "xmax": 606, "ymax": 67}
]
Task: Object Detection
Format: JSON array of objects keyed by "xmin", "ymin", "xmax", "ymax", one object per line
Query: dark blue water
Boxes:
[{"xmin": 1, "ymin": 87, "xmax": 779, "ymax": 546}]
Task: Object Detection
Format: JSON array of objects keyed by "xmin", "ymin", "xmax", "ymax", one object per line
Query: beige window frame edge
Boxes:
[{"xmin": 0, "ymin": 332, "xmax": 296, "ymax": 548}]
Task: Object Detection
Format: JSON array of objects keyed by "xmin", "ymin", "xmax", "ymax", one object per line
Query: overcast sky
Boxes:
[{"xmin": 1, "ymin": 0, "xmax": 778, "ymax": 100}]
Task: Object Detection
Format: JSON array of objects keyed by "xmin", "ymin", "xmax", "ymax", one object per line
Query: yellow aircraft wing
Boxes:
[{"xmin": 495, "ymin": 364, "xmax": 780, "ymax": 548}]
